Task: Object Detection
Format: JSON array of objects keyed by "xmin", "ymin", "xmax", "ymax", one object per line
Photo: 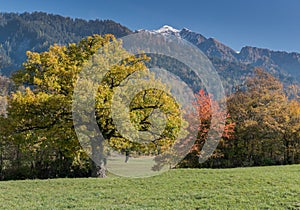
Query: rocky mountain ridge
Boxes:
[{"xmin": 146, "ymin": 25, "xmax": 300, "ymax": 83}]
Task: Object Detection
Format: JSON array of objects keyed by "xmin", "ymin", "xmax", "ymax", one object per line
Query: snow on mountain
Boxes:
[
  {"xmin": 138, "ymin": 25, "xmax": 181, "ymax": 37},
  {"xmin": 137, "ymin": 25, "xmax": 238, "ymax": 61},
  {"xmin": 155, "ymin": 25, "xmax": 180, "ymax": 34}
]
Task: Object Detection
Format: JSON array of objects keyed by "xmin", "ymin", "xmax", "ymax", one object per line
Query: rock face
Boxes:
[
  {"xmin": 198, "ymin": 38, "xmax": 238, "ymax": 62},
  {"xmin": 238, "ymin": 46, "xmax": 300, "ymax": 79},
  {"xmin": 180, "ymin": 28, "xmax": 207, "ymax": 45}
]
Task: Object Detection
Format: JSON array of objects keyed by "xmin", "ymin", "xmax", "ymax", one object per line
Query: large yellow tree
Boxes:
[{"xmin": 3, "ymin": 34, "xmax": 182, "ymax": 178}]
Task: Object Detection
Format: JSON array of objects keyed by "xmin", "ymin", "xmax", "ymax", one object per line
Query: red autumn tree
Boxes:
[
  {"xmin": 153, "ymin": 89, "xmax": 235, "ymax": 169},
  {"xmin": 179, "ymin": 89, "xmax": 235, "ymax": 167}
]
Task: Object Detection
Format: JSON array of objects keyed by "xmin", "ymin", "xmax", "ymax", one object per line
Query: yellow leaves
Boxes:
[
  {"xmin": 12, "ymin": 87, "xmax": 50, "ymax": 105},
  {"xmin": 288, "ymin": 100, "xmax": 300, "ymax": 116},
  {"xmin": 33, "ymin": 77, "xmax": 42, "ymax": 86},
  {"xmin": 285, "ymin": 100, "xmax": 300, "ymax": 134},
  {"xmin": 25, "ymin": 51, "xmax": 41, "ymax": 65}
]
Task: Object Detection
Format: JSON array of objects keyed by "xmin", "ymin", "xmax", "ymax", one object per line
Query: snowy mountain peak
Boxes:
[
  {"xmin": 136, "ymin": 25, "xmax": 180, "ymax": 37},
  {"xmin": 143, "ymin": 25, "xmax": 181, "ymax": 37},
  {"xmin": 155, "ymin": 25, "xmax": 180, "ymax": 33}
]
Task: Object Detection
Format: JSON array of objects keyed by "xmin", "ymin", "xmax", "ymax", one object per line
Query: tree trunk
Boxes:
[
  {"xmin": 91, "ymin": 136, "xmax": 106, "ymax": 178},
  {"xmin": 0, "ymin": 142, "xmax": 3, "ymax": 180}
]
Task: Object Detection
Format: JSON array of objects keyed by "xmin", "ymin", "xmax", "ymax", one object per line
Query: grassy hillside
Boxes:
[{"xmin": 1, "ymin": 165, "xmax": 299, "ymax": 209}]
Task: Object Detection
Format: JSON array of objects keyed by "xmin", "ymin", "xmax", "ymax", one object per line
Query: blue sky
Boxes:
[{"xmin": 0, "ymin": 0, "xmax": 299, "ymax": 53}]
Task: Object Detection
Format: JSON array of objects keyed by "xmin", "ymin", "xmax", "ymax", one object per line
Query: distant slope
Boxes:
[
  {"xmin": 0, "ymin": 12, "xmax": 132, "ymax": 75},
  {"xmin": 179, "ymin": 26, "xmax": 300, "ymax": 83},
  {"xmin": 141, "ymin": 25, "xmax": 300, "ymax": 93},
  {"xmin": 238, "ymin": 46, "xmax": 300, "ymax": 81}
]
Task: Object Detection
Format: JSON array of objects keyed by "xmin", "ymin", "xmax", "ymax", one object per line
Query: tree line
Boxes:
[
  {"xmin": 0, "ymin": 34, "xmax": 299, "ymax": 180},
  {"xmin": 180, "ymin": 69, "xmax": 300, "ymax": 168}
]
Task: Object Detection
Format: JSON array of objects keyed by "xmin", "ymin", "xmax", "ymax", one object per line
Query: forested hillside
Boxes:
[{"xmin": 0, "ymin": 12, "xmax": 132, "ymax": 75}]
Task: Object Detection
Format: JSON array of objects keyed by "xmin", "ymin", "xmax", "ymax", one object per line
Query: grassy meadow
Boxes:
[{"xmin": 1, "ymin": 164, "xmax": 300, "ymax": 209}]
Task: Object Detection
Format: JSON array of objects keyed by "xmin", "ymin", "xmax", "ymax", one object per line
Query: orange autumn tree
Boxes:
[
  {"xmin": 179, "ymin": 89, "xmax": 235, "ymax": 168},
  {"xmin": 153, "ymin": 89, "xmax": 235, "ymax": 169}
]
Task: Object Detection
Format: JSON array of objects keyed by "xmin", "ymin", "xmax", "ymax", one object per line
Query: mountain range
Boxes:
[
  {"xmin": 145, "ymin": 25, "xmax": 300, "ymax": 84},
  {"xmin": 0, "ymin": 12, "xmax": 300, "ymax": 92}
]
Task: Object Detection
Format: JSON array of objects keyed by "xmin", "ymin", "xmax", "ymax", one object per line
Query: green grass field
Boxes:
[
  {"xmin": 1, "ymin": 165, "xmax": 300, "ymax": 209},
  {"xmin": 106, "ymin": 156, "xmax": 169, "ymax": 177}
]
